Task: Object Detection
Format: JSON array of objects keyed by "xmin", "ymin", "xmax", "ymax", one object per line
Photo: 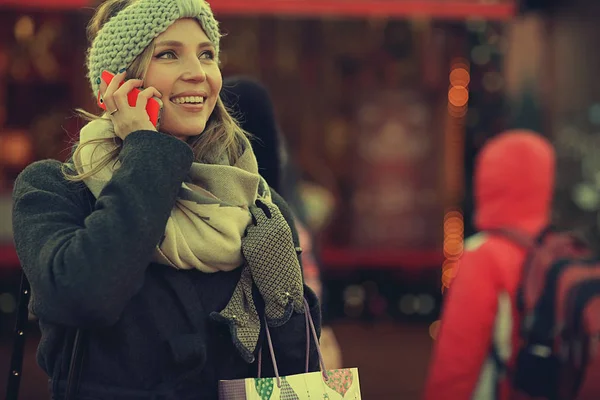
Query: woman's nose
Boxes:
[{"xmin": 183, "ymin": 58, "xmax": 207, "ymax": 82}]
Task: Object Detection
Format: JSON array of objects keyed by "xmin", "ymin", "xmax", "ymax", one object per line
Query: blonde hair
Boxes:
[{"xmin": 63, "ymin": 0, "xmax": 247, "ymax": 181}]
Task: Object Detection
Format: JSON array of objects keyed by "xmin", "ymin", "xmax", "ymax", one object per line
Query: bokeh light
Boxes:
[
  {"xmin": 442, "ymin": 210, "xmax": 464, "ymax": 292},
  {"xmin": 471, "ymin": 45, "xmax": 491, "ymax": 65},
  {"xmin": 14, "ymin": 16, "xmax": 35, "ymax": 42},
  {"xmin": 448, "ymin": 86, "xmax": 469, "ymax": 107},
  {"xmin": 443, "ymin": 58, "xmax": 468, "ymax": 295},
  {"xmin": 449, "ymin": 67, "xmax": 471, "ymax": 87}
]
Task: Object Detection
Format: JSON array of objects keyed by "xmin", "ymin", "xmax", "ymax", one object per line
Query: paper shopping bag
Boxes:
[
  {"xmin": 219, "ymin": 299, "xmax": 361, "ymax": 400},
  {"xmin": 219, "ymin": 368, "xmax": 361, "ymax": 399}
]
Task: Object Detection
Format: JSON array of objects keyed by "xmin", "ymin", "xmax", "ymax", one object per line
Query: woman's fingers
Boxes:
[
  {"xmin": 135, "ymin": 86, "xmax": 162, "ymax": 112},
  {"xmin": 112, "ymin": 79, "xmax": 144, "ymax": 112},
  {"xmin": 102, "ymin": 71, "xmax": 126, "ymax": 113},
  {"xmin": 102, "ymin": 70, "xmax": 159, "ymax": 139}
]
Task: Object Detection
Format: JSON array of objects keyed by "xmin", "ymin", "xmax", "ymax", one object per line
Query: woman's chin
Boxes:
[{"xmin": 161, "ymin": 124, "xmax": 206, "ymax": 141}]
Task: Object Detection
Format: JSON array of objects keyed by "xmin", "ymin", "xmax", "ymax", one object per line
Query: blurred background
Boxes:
[{"xmin": 2, "ymin": 0, "xmax": 600, "ymax": 398}]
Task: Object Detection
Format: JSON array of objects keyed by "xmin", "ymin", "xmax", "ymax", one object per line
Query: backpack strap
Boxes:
[
  {"xmin": 5, "ymin": 272, "xmax": 85, "ymax": 400},
  {"xmin": 485, "ymin": 228, "xmax": 537, "ymax": 249},
  {"xmin": 486, "ymin": 226, "xmax": 555, "ymax": 248},
  {"xmin": 484, "ymin": 227, "xmax": 552, "ymax": 317}
]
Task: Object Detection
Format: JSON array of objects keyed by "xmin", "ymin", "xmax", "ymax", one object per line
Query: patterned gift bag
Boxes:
[{"xmin": 219, "ymin": 300, "xmax": 362, "ymax": 400}]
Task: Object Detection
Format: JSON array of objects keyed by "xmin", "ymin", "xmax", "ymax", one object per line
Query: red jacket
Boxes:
[{"xmin": 423, "ymin": 130, "xmax": 556, "ymax": 400}]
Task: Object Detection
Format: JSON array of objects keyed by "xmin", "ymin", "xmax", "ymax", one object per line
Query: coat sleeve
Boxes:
[
  {"xmin": 11, "ymin": 131, "xmax": 194, "ymax": 328},
  {"xmin": 423, "ymin": 247, "xmax": 500, "ymax": 400}
]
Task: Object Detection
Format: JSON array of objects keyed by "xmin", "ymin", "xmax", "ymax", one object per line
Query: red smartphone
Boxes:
[{"xmin": 97, "ymin": 70, "xmax": 162, "ymax": 129}]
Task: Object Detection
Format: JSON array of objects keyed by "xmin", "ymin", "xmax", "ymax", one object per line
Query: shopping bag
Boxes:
[
  {"xmin": 219, "ymin": 369, "xmax": 361, "ymax": 400},
  {"xmin": 219, "ymin": 299, "xmax": 362, "ymax": 399}
]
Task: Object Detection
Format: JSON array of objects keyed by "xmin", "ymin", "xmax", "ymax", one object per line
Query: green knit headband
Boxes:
[{"xmin": 87, "ymin": 0, "xmax": 221, "ymax": 96}]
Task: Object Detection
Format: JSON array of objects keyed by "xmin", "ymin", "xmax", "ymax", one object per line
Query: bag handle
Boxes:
[
  {"xmin": 257, "ymin": 298, "xmax": 327, "ymax": 388},
  {"xmin": 4, "ymin": 272, "xmax": 84, "ymax": 400},
  {"xmin": 64, "ymin": 330, "xmax": 85, "ymax": 400},
  {"xmin": 5, "ymin": 273, "xmax": 30, "ymax": 400}
]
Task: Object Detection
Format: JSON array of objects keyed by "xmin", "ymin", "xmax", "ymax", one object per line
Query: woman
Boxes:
[{"xmin": 11, "ymin": 0, "xmax": 321, "ymax": 398}]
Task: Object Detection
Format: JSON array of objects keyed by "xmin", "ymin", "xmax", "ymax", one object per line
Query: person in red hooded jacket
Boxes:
[{"xmin": 423, "ymin": 130, "xmax": 556, "ymax": 400}]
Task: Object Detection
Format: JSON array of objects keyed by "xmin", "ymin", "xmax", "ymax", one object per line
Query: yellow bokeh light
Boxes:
[
  {"xmin": 445, "ymin": 233, "xmax": 464, "ymax": 244},
  {"xmin": 443, "ymin": 210, "xmax": 464, "ymax": 292},
  {"xmin": 15, "ymin": 16, "xmax": 35, "ymax": 42},
  {"xmin": 0, "ymin": 131, "xmax": 33, "ymax": 167},
  {"xmin": 448, "ymin": 86, "xmax": 469, "ymax": 107},
  {"xmin": 443, "ymin": 239, "xmax": 464, "ymax": 258},
  {"xmin": 442, "ymin": 268, "xmax": 458, "ymax": 287},
  {"xmin": 449, "ymin": 68, "xmax": 471, "ymax": 87},
  {"xmin": 444, "ymin": 217, "xmax": 464, "ymax": 235},
  {"xmin": 444, "ymin": 211, "xmax": 463, "ymax": 221},
  {"xmin": 450, "ymin": 57, "xmax": 470, "ymax": 71},
  {"xmin": 442, "ymin": 260, "xmax": 457, "ymax": 273},
  {"xmin": 447, "ymin": 103, "xmax": 468, "ymax": 118}
]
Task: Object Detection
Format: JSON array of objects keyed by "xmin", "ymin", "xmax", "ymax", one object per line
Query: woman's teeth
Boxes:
[{"xmin": 171, "ymin": 96, "xmax": 205, "ymax": 104}]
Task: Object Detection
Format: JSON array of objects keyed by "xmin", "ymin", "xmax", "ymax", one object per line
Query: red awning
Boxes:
[
  {"xmin": 0, "ymin": 0, "xmax": 88, "ymax": 9},
  {"xmin": 0, "ymin": 0, "xmax": 515, "ymax": 20},
  {"xmin": 321, "ymin": 247, "xmax": 444, "ymax": 271},
  {"xmin": 211, "ymin": 0, "xmax": 516, "ymax": 19}
]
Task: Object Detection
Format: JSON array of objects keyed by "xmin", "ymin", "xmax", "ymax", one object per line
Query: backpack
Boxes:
[{"xmin": 493, "ymin": 227, "xmax": 600, "ymax": 400}]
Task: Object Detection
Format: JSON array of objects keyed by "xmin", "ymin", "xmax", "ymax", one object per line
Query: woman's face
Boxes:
[{"xmin": 144, "ymin": 18, "xmax": 222, "ymax": 140}]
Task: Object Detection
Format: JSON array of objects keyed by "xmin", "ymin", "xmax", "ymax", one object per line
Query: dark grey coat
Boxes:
[{"xmin": 11, "ymin": 130, "xmax": 321, "ymax": 400}]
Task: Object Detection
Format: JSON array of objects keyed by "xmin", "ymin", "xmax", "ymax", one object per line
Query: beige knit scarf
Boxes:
[{"xmin": 73, "ymin": 118, "xmax": 272, "ymax": 272}]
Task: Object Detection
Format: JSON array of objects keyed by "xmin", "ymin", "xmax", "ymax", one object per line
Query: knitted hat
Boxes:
[{"xmin": 87, "ymin": 0, "xmax": 221, "ymax": 96}]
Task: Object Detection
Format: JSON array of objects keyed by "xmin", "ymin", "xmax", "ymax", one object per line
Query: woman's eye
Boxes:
[
  {"xmin": 156, "ymin": 51, "xmax": 176, "ymax": 60},
  {"xmin": 199, "ymin": 50, "xmax": 215, "ymax": 60}
]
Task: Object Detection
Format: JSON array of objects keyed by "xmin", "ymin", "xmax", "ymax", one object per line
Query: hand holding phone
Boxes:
[{"xmin": 98, "ymin": 70, "xmax": 162, "ymax": 129}]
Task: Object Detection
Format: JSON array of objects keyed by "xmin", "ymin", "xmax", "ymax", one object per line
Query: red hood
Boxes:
[{"xmin": 474, "ymin": 130, "xmax": 555, "ymax": 235}]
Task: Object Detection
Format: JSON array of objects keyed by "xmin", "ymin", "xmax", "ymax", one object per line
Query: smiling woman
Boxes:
[
  {"xmin": 69, "ymin": 1, "xmax": 247, "ymax": 183},
  {"xmin": 145, "ymin": 20, "xmax": 222, "ymax": 140},
  {"xmin": 9, "ymin": 0, "xmax": 322, "ymax": 399}
]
